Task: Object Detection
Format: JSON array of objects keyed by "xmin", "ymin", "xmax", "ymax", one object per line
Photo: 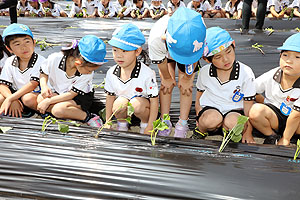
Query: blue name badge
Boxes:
[
  {"xmin": 280, "ymin": 102, "xmax": 292, "ymax": 116},
  {"xmin": 185, "ymin": 64, "xmax": 194, "ymax": 75},
  {"xmin": 232, "ymin": 91, "xmax": 244, "ymax": 102}
]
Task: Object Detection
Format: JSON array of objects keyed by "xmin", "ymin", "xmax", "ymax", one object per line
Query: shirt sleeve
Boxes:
[
  {"xmin": 104, "ymin": 69, "xmax": 116, "ymax": 96},
  {"xmin": 242, "ymin": 68, "xmax": 256, "ymax": 101},
  {"xmin": 71, "ymin": 73, "xmax": 93, "ymax": 95},
  {"xmin": 196, "ymin": 67, "xmax": 205, "ymax": 92},
  {"xmin": 224, "ymin": 1, "xmax": 230, "ymax": 12},
  {"xmin": 108, "ymin": 2, "xmax": 116, "ymax": 17},
  {"xmin": 0, "ymin": 61, "xmax": 13, "ymax": 87},
  {"xmin": 237, "ymin": 1, "xmax": 243, "ymax": 10},
  {"xmin": 255, "ymin": 71, "xmax": 268, "ymax": 94}
]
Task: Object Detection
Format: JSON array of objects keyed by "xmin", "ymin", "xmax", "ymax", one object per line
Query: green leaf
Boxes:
[
  {"xmin": 99, "ymin": 108, "xmax": 106, "ymax": 122},
  {"xmin": 127, "ymin": 103, "xmax": 134, "ymax": 117},
  {"xmin": 162, "ymin": 114, "xmax": 170, "ymax": 121},
  {"xmin": 58, "ymin": 123, "xmax": 69, "ymax": 133},
  {"xmin": 107, "ymin": 121, "xmax": 113, "ymax": 126},
  {"xmin": 297, "ymin": 139, "xmax": 300, "ymax": 148},
  {"xmin": 70, "ymin": 121, "xmax": 81, "ymax": 127},
  {"xmin": 231, "ymin": 132, "xmax": 242, "ymax": 142},
  {"xmin": 152, "ymin": 119, "xmax": 161, "ymax": 129},
  {"xmin": 125, "ymin": 117, "xmax": 132, "ymax": 124},
  {"xmin": 0, "ymin": 127, "xmax": 13, "ymax": 134}
]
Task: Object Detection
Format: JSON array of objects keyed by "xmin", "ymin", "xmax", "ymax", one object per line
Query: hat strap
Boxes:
[{"xmin": 111, "ymin": 37, "xmax": 140, "ymax": 49}]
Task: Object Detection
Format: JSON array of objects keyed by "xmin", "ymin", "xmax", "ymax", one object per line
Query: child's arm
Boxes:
[
  {"xmin": 37, "ymin": 90, "xmax": 78, "ymax": 114},
  {"xmin": 130, "ymin": 9, "xmax": 136, "ymax": 18},
  {"xmin": 242, "ymin": 100, "xmax": 255, "ymax": 143},
  {"xmin": 40, "ymin": 73, "xmax": 53, "ymax": 98},
  {"xmin": 0, "ymin": 80, "xmax": 38, "ymax": 116},
  {"xmin": 294, "ymin": 8, "xmax": 300, "ymax": 17},
  {"xmin": 278, "ymin": 110, "xmax": 300, "ymax": 145},
  {"xmin": 270, "ymin": 6, "xmax": 281, "ymax": 18},
  {"xmin": 255, "ymin": 94, "xmax": 265, "ymax": 103},
  {"xmin": 105, "ymin": 94, "xmax": 116, "ymax": 128},
  {"xmin": 144, "ymin": 97, "xmax": 159, "ymax": 134},
  {"xmin": 149, "ymin": 9, "xmax": 155, "ymax": 18},
  {"xmin": 195, "ymin": 90, "xmax": 203, "ymax": 115},
  {"xmin": 140, "ymin": 8, "xmax": 148, "ymax": 18}
]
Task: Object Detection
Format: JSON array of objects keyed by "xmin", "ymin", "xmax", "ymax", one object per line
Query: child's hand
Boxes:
[
  {"xmin": 0, "ymin": 97, "xmax": 13, "ymax": 116},
  {"xmin": 137, "ymin": 15, "xmax": 143, "ymax": 19},
  {"xmin": 277, "ymin": 137, "xmax": 290, "ymax": 146},
  {"xmin": 178, "ymin": 77, "xmax": 193, "ymax": 96},
  {"xmin": 37, "ymin": 98, "xmax": 51, "ymax": 114},
  {"xmin": 143, "ymin": 125, "xmax": 152, "ymax": 135},
  {"xmin": 160, "ymin": 77, "xmax": 176, "ymax": 94},
  {"xmin": 9, "ymin": 100, "xmax": 24, "ymax": 118},
  {"xmin": 41, "ymin": 86, "xmax": 53, "ymax": 99},
  {"xmin": 242, "ymin": 133, "xmax": 256, "ymax": 144}
]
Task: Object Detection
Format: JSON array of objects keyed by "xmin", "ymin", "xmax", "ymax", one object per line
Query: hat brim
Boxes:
[
  {"xmin": 168, "ymin": 45, "xmax": 204, "ymax": 65},
  {"xmin": 82, "ymin": 54, "xmax": 108, "ymax": 65},
  {"xmin": 277, "ymin": 46, "xmax": 300, "ymax": 53},
  {"xmin": 108, "ymin": 39, "xmax": 137, "ymax": 51},
  {"xmin": 3, "ymin": 32, "xmax": 33, "ymax": 40}
]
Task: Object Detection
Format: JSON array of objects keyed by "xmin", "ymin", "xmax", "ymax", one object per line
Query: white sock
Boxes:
[{"xmin": 140, "ymin": 122, "xmax": 148, "ymax": 134}]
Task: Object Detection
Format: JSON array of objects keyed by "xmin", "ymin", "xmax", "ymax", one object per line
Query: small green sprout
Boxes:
[
  {"xmin": 93, "ymin": 79, "xmax": 105, "ymax": 89},
  {"xmin": 150, "ymin": 114, "xmax": 170, "ymax": 146},
  {"xmin": 252, "ymin": 43, "xmax": 265, "ymax": 55},
  {"xmin": 0, "ymin": 126, "xmax": 13, "ymax": 134},
  {"xmin": 264, "ymin": 27, "xmax": 274, "ymax": 36},
  {"xmin": 218, "ymin": 115, "xmax": 248, "ymax": 153},
  {"xmin": 288, "ymin": 8, "xmax": 294, "ymax": 20},
  {"xmin": 295, "ymin": 27, "xmax": 300, "ymax": 32},
  {"xmin": 293, "ymin": 139, "xmax": 300, "ymax": 160},
  {"xmin": 0, "ymin": 25, "xmax": 8, "ymax": 28},
  {"xmin": 95, "ymin": 103, "xmax": 134, "ymax": 138},
  {"xmin": 36, "ymin": 38, "xmax": 61, "ymax": 51},
  {"xmin": 41, "ymin": 115, "xmax": 80, "ymax": 134}
]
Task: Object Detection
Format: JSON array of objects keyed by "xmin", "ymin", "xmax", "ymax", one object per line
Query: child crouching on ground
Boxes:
[
  {"xmin": 0, "ymin": 24, "xmax": 45, "ymax": 117},
  {"xmin": 105, "ymin": 24, "xmax": 159, "ymax": 134},
  {"xmin": 249, "ymin": 33, "xmax": 300, "ymax": 145},
  {"xmin": 37, "ymin": 35, "xmax": 106, "ymax": 127},
  {"xmin": 193, "ymin": 27, "xmax": 256, "ymax": 143}
]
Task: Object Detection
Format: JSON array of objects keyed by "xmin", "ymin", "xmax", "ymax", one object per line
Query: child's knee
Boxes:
[
  {"xmin": 223, "ymin": 112, "xmax": 240, "ymax": 130},
  {"xmin": 129, "ymin": 98, "xmax": 148, "ymax": 115},
  {"xmin": 198, "ymin": 111, "xmax": 223, "ymax": 130},
  {"xmin": 22, "ymin": 94, "xmax": 37, "ymax": 108},
  {"xmin": 249, "ymin": 103, "xmax": 265, "ymax": 121},
  {"xmin": 113, "ymin": 97, "xmax": 129, "ymax": 112}
]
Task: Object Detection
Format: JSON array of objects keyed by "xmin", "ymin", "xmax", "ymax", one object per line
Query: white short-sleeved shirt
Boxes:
[
  {"xmin": 225, "ymin": 1, "xmax": 243, "ymax": 15},
  {"xmin": 17, "ymin": 1, "xmax": 31, "ymax": 12},
  {"xmin": 0, "ymin": 53, "xmax": 44, "ymax": 90},
  {"xmin": 196, "ymin": 61, "xmax": 256, "ymax": 114},
  {"xmin": 114, "ymin": 0, "xmax": 132, "ymax": 16},
  {"xmin": 149, "ymin": 3, "xmax": 167, "ymax": 13},
  {"xmin": 69, "ymin": 2, "xmax": 82, "ymax": 17},
  {"xmin": 187, "ymin": 1, "xmax": 202, "ymax": 12},
  {"xmin": 0, "ymin": 52, "xmax": 9, "ymax": 74},
  {"xmin": 289, "ymin": 0, "xmax": 299, "ymax": 8},
  {"xmin": 82, "ymin": 0, "xmax": 98, "ymax": 15},
  {"xmin": 104, "ymin": 61, "xmax": 159, "ymax": 99},
  {"xmin": 267, "ymin": 0, "xmax": 290, "ymax": 12},
  {"xmin": 132, "ymin": 1, "xmax": 150, "ymax": 14},
  {"xmin": 202, "ymin": 0, "xmax": 223, "ymax": 11},
  {"xmin": 97, "ymin": 1, "xmax": 116, "ymax": 17},
  {"xmin": 148, "ymin": 15, "xmax": 170, "ymax": 63},
  {"xmin": 255, "ymin": 67, "xmax": 300, "ymax": 114},
  {"xmin": 40, "ymin": 52, "xmax": 93, "ymax": 95},
  {"xmin": 167, "ymin": 1, "xmax": 186, "ymax": 11},
  {"xmin": 29, "ymin": 3, "xmax": 43, "ymax": 15}
]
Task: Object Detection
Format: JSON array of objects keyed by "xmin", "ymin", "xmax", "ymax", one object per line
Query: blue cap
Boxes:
[
  {"xmin": 2, "ymin": 23, "xmax": 33, "ymax": 41},
  {"xmin": 278, "ymin": 33, "xmax": 300, "ymax": 53},
  {"xmin": 166, "ymin": 7, "xmax": 206, "ymax": 65},
  {"xmin": 108, "ymin": 23, "xmax": 145, "ymax": 51},
  {"xmin": 204, "ymin": 27, "xmax": 234, "ymax": 57},
  {"xmin": 78, "ymin": 35, "xmax": 107, "ymax": 64}
]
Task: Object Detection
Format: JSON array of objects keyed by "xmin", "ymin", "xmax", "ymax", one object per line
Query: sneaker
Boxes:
[
  {"xmin": 117, "ymin": 121, "xmax": 129, "ymax": 132},
  {"xmin": 191, "ymin": 127, "xmax": 208, "ymax": 139},
  {"xmin": 174, "ymin": 120, "xmax": 189, "ymax": 138},
  {"xmin": 157, "ymin": 119, "xmax": 172, "ymax": 136},
  {"xmin": 263, "ymin": 134, "xmax": 281, "ymax": 144},
  {"xmin": 87, "ymin": 114, "xmax": 103, "ymax": 128}
]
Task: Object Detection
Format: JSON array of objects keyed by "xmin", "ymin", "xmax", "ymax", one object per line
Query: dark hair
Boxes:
[
  {"xmin": 205, "ymin": 44, "xmax": 235, "ymax": 62},
  {"xmin": 0, "ymin": 35, "xmax": 12, "ymax": 60},
  {"xmin": 137, "ymin": 49, "xmax": 150, "ymax": 66},
  {"xmin": 4, "ymin": 34, "xmax": 33, "ymax": 49},
  {"xmin": 230, "ymin": 0, "xmax": 241, "ymax": 11},
  {"xmin": 133, "ymin": 0, "xmax": 142, "ymax": 4},
  {"xmin": 61, "ymin": 45, "xmax": 99, "ymax": 67}
]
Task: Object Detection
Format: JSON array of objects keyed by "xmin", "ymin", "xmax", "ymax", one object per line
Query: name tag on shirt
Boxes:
[
  {"xmin": 280, "ymin": 102, "xmax": 292, "ymax": 116},
  {"xmin": 232, "ymin": 91, "xmax": 244, "ymax": 102}
]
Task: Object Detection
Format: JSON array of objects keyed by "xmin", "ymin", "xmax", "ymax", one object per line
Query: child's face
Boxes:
[
  {"xmin": 29, "ymin": 1, "xmax": 38, "ymax": 7},
  {"xmin": 171, "ymin": 0, "xmax": 179, "ymax": 5},
  {"xmin": 192, "ymin": 1, "xmax": 200, "ymax": 7},
  {"xmin": 8, "ymin": 35, "xmax": 35, "ymax": 61},
  {"xmin": 118, "ymin": 0, "xmax": 125, "ymax": 4},
  {"xmin": 136, "ymin": 0, "xmax": 143, "ymax": 7},
  {"xmin": 152, "ymin": 1, "xmax": 161, "ymax": 7},
  {"xmin": 42, "ymin": 1, "xmax": 49, "ymax": 8},
  {"xmin": 280, "ymin": 51, "xmax": 300, "ymax": 77},
  {"xmin": 211, "ymin": 45, "xmax": 235, "ymax": 70},
  {"xmin": 101, "ymin": 0, "xmax": 109, "ymax": 5},
  {"xmin": 112, "ymin": 47, "xmax": 140, "ymax": 69}
]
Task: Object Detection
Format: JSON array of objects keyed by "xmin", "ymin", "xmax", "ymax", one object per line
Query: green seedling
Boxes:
[
  {"xmin": 293, "ymin": 139, "xmax": 300, "ymax": 160},
  {"xmin": 264, "ymin": 27, "xmax": 274, "ymax": 36},
  {"xmin": 76, "ymin": 12, "xmax": 83, "ymax": 17},
  {"xmin": 65, "ymin": 26, "xmax": 79, "ymax": 29},
  {"xmin": 36, "ymin": 38, "xmax": 61, "ymax": 51},
  {"xmin": 0, "ymin": 25, "xmax": 8, "ymax": 28},
  {"xmin": 295, "ymin": 27, "xmax": 300, "ymax": 32},
  {"xmin": 95, "ymin": 103, "xmax": 134, "ymax": 138},
  {"xmin": 218, "ymin": 115, "xmax": 248, "ymax": 152},
  {"xmin": 41, "ymin": 115, "xmax": 80, "ymax": 134},
  {"xmin": 149, "ymin": 114, "xmax": 170, "ymax": 146},
  {"xmin": 288, "ymin": 8, "xmax": 294, "ymax": 20},
  {"xmin": 0, "ymin": 126, "xmax": 13, "ymax": 134},
  {"xmin": 136, "ymin": 10, "xmax": 141, "ymax": 17},
  {"xmin": 278, "ymin": 7, "xmax": 288, "ymax": 16},
  {"xmin": 117, "ymin": 6, "xmax": 127, "ymax": 18},
  {"xmin": 252, "ymin": 43, "xmax": 265, "ymax": 55},
  {"xmin": 93, "ymin": 79, "xmax": 105, "ymax": 89}
]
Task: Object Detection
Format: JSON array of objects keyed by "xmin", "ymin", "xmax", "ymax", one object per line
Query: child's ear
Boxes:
[
  {"xmin": 33, "ymin": 39, "xmax": 36, "ymax": 47},
  {"xmin": 203, "ymin": 57, "xmax": 211, "ymax": 63},
  {"xmin": 5, "ymin": 45, "xmax": 13, "ymax": 54},
  {"xmin": 135, "ymin": 47, "xmax": 142, "ymax": 56},
  {"xmin": 232, "ymin": 41, "xmax": 236, "ymax": 48},
  {"xmin": 74, "ymin": 58, "xmax": 83, "ymax": 66}
]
